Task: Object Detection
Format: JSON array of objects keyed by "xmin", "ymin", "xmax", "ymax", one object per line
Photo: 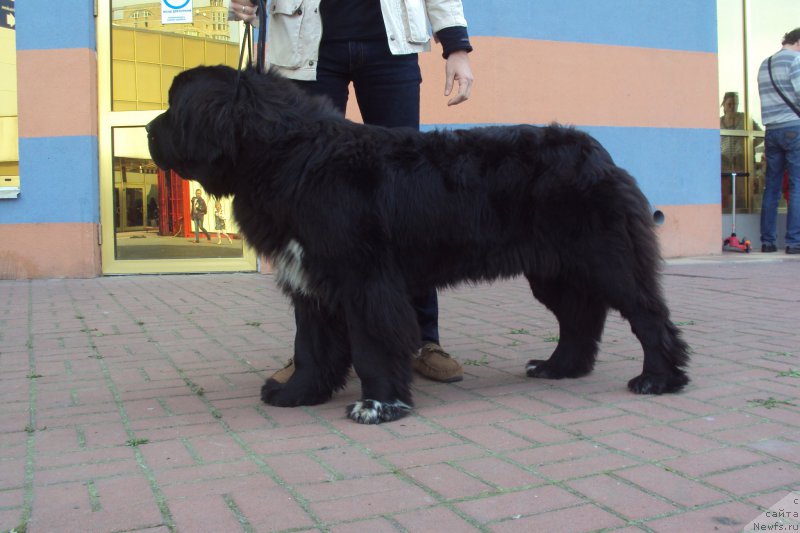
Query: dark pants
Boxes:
[
  {"xmin": 193, "ymin": 215, "xmax": 210, "ymax": 242},
  {"xmin": 293, "ymin": 39, "xmax": 439, "ymax": 345},
  {"xmin": 760, "ymin": 125, "xmax": 800, "ymax": 249}
]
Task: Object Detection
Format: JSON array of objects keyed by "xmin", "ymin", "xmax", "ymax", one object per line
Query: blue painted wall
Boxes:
[
  {"xmin": 422, "ymin": 125, "xmax": 720, "ymax": 207},
  {"xmin": 2, "ymin": 0, "xmax": 99, "ymax": 226},
  {"xmin": 0, "ymin": 137, "xmax": 100, "ymax": 224},
  {"xmin": 14, "ymin": 0, "xmax": 96, "ymax": 51},
  {"xmin": 462, "ymin": 0, "xmax": 717, "ymax": 52}
]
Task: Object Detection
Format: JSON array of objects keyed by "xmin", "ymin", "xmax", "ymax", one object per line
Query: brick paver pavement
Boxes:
[{"xmin": 1, "ymin": 254, "xmax": 798, "ymax": 532}]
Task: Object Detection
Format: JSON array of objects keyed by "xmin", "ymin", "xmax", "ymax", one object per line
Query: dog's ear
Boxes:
[
  {"xmin": 171, "ymin": 67, "xmax": 239, "ymax": 165},
  {"xmin": 236, "ymin": 67, "xmax": 314, "ymax": 136}
]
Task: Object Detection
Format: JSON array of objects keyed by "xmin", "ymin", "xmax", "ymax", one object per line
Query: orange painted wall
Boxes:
[
  {"xmin": 17, "ymin": 48, "xmax": 98, "ymax": 138},
  {"xmin": 347, "ymin": 37, "xmax": 718, "ymax": 130},
  {"xmin": 0, "ymin": 223, "xmax": 101, "ymax": 279},
  {"xmin": 656, "ymin": 204, "xmax": 722, "ymax": 258},
  {"xmin": 8, "ymin": 47, "xmax": 101, "ymax": 279}
]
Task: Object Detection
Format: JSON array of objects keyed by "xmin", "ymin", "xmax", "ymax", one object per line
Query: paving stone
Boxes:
[{"xmin": 2, "ymin": 257, "xmax": 799, "ymax": 531}]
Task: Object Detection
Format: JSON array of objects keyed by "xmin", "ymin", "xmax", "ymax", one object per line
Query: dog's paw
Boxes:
[
  {"xmin": 526, "ymin": 359, "xmax": 592, "ymax": 379},
  {"xmin": 526, "ymin": 359, "xmax": 560, "ymax": 378},
  {"xmin": 627, "ymin": 372, "xmax": 689, "ymax": 394},
  {"xmin": 345, "ymin": 399, "xmax": 411, "ymax": 424},
  {"xmin": 261, "ymin": 378, "xmax": 330, "ymax": 407},
  {"xmin": 261, "ymin": 379, "xmax": 288, "ymax": 405}
]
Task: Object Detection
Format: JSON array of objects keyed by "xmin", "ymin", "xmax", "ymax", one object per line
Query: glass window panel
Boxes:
[
  {"xmin": 111, "ymin": 26, "xmax": 136, "ymax": 61},
  {"xmin": 744, "ymin": 0, "xmax": 800, "ymax": 215},
  {"xmin": 1, "ymin": 16, "xmax": 19, "ymax": 199},
  {"xmin": 111, "ymin": 126, "xmax": 244, "ymax": 260},
  {"xmin": 718, "ymin": 0, "xmax": 748, "ymax": 213},
  {"xmin": 161, "ymin": 34, "xmax": 185, "ymax": 66},
  {"xmin": 716, "ymin": 0, "xmax": 795, "ymax": 214},
  {"xmin": 110, "ymin": 1, "xmax": 243, "ymax": 111},
  {"xmin": 136, "ymin": 62, "xmax": 163, "ymax": 103},
  {"xmin": 135, "ymin": 31, "xmax": 161, "ymax": 63},
  {"xmin": 112, "ymin": 60, "xmax": 138, "ymax": 102},
  {"xmin": 745, "ymin": 0, "xmax": 800, "ymax": 128},
  {"xmin": 717, "ymin": 0, "xmax": 746, "ymax": 119}
]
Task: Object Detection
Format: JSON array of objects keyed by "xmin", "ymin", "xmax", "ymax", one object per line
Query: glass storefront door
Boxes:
[
  {"xmin": 717, "ymin": 0, "xmax": 800, "ymax": 215},
  {"xmin": 98, "ymin": 0, "xmax": 256, "ymax": 274}
]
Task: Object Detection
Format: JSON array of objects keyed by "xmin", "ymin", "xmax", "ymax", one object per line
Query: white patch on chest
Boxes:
[{"xmin": 272, "ymin": 239, "xmax": 313, "ymax": 296}]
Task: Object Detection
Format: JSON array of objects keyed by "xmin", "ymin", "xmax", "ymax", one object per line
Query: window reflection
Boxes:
[
  {"xmin": 110, "ymin": 0, "xmax": 241, "ymax": 111},
  {"xmin": 1, "ymin": 12, "xmax": 19, "ymax": 199},
  {"xmin": 717, "ymin": 0, "xmax": 798, "ymax": 214},
  {"xmin": 720, "ymin": 92, "xmax": 762, "ymax": 172},
  {"xmin": 112, "ymin": 126, "xmax": 243, "ymax": 260}
]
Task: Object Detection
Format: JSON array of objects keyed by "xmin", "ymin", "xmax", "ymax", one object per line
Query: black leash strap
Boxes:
[
  {"xmin": 235, "ymin": 0, "xmax": 268, "ymax": 95},
  {"xmin": 255, "ymin": 0, "xmax": 267, "ymax": 73}
]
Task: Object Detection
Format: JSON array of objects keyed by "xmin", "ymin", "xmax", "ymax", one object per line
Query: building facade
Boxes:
[{"xmin": 0, "ymin": 1, "xmax": 796, "ymax": 279}]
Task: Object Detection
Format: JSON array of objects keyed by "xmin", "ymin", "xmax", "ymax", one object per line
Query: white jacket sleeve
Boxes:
[{"xmin": 424, "ymin": 0, "xmax": 468, "ymax": 33}]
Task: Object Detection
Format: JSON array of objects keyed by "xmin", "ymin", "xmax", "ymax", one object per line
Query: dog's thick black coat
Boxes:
[{"xmin": 148, "ymin": 65, "xmax": 690, "ymax": 424}]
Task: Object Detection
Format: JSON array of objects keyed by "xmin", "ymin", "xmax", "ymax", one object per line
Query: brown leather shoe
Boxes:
[
  {"xmin": 269, "ymin": 358, "xmax": 295, "ymax": 384},
  {"xmin": 269, "ymin": 358, "xmax": 357, "ymax": 383},
  {"xmin": 412, "ymin": 343, "xmax": 463, "ymax": 383}
]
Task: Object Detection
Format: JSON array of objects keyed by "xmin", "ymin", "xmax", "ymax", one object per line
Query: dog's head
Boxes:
[
  {"xmin": 148, "ymin": 64, "xmax": 341, "ymax": 197},
  {"xmin": 147, "ymin": 65, "xmax": 241, "ymax": 197}
]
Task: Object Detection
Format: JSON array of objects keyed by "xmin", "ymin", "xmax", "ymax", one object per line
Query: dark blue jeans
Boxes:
[
  {"xmin": 760, "ymin": 125, "xmax": 800, "ymax": 249},
  {"xmin": 193, "ymin": 214, "xmax": 210, "ymax": 242},
  {"xmin": 294, "ymin": 39, "xmax": 439, "ymax": 345}
]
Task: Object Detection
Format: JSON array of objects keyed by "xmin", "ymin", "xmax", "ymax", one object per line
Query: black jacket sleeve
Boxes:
[{"xmin": 435, "ymin": 26, "xmax": 473, "ymax": 58}]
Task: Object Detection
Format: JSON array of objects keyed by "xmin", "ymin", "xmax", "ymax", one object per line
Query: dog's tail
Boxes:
[{"xmin": 597, "ymin": 150, "xmax": 691, "ymax": 382}]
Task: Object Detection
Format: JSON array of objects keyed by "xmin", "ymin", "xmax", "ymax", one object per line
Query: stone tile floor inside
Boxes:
[{"xmin": 1, "ymin": 255, "xmax": 799, "ymax": 532}]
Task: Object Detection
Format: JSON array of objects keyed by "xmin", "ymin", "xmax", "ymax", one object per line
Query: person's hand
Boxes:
[
  {"xmin": 229, "ymin": 0, "xmax": 258, "ymax": 25},
  {"xmin": 444, "ymin": 51, "xmax": 474, "ymax": 106}
]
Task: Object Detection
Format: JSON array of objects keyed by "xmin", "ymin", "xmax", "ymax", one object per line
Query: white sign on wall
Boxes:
[{"xmin": 161, "ymin": 0, "xmax": 193, "ymax": 25}]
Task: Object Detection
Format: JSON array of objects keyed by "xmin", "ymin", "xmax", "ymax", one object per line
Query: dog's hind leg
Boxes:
[
  {"xmin": 261, "ymin": 296, "xmax": 351, "ymax": 407},
  {"xmin": 343, "ymin": 280, "xmax": 417, "ymax": 424},
  {"xmin": 575, "ymin": 247, "xmax": 689, "ymax": 394},
  {"xmin": 618, "ymin": 296, "xmax": 690, "ymax": 394},
  {"xmin": 525, "ymin": 277, "xmax": 607, "ymax": 380},
  {"xmin": 592, "ymin": 236, "xmax": 690, "ymax": 394}
]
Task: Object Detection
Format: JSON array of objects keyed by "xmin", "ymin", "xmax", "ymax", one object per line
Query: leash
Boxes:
[{"xmin": 235, "ymin": 0, "xmax": 267, "ymax": 95}]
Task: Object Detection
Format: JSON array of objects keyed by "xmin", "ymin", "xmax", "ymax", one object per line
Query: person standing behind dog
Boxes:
[
  {"xmin": 190, "ymin": 188, "xmax": 211, "ymax": 243},
  {"xmin": 229, "ymin": 0, "xmax": 474, "ymax": 383},
  {"xmin": 757, "ymin": 28, "xmax": 800, "ymax": 254}
]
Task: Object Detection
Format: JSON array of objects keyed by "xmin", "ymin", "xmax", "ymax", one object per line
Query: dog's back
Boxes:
[{"xmin": 379, "ymin": 124, "xmax": 658, "ymax": 292}]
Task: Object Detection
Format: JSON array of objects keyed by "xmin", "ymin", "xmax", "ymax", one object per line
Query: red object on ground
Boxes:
[{"xmin": 722, "ymin": 233, "xmax": 751, "ymax": 253}]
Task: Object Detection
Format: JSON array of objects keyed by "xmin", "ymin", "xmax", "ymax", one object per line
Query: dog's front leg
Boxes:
[
  {"xmin": 261, "ymin": 296, "xmax": 351, "ymax": 407},
  {"xmin": 343, "ymin": 281, "xmax": 418, "ymax": 424}
]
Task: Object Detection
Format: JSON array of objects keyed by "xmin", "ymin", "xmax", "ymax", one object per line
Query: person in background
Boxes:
[
  {"xmin": 229, "ymin": 0, "xmax": 474, "ymax": 384},
  {"xmin": 190, "ymin": 188, "xmax": 211, "ymax": 243},
  {"xmin": 147, "ymin": 196, "xmax": 159, "ymax": 227},
  {"xmin": 719, "ymin": 91, "xmax": 762, "ymax": 211},
  {"xmin": 720, "ymin": 91, "xmax": 762, "ymax": 173},
  {"xmin": 757, "ymin": 28, "xmax": 800, "ymax": 254},
  {"xmin": 214, "ymin": 200, "xmax": 233, "ymax": 245}
]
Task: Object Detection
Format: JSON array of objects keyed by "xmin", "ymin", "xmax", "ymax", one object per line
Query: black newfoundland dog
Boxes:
[{"xmin": 148, "ymin": 65, "xmax": 690, "ymax": 424}]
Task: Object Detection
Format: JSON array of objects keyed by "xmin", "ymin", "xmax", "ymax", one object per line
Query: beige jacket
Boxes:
[{"xmin": 265, "ymin": 0, "xmax": 468, "ymax": 80}]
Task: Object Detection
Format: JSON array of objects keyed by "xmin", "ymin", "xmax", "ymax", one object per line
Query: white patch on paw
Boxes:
[
  {"xmin": 272, "ymin": 239, "xmax": 313, "ymax": 296},
  {"xmin": 525, "ymin": 359, "xmax": 546, "ymax": 372},
  {"xmin": 347, "ymin": 399, "xmax": 411, "ymax": 424}
]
